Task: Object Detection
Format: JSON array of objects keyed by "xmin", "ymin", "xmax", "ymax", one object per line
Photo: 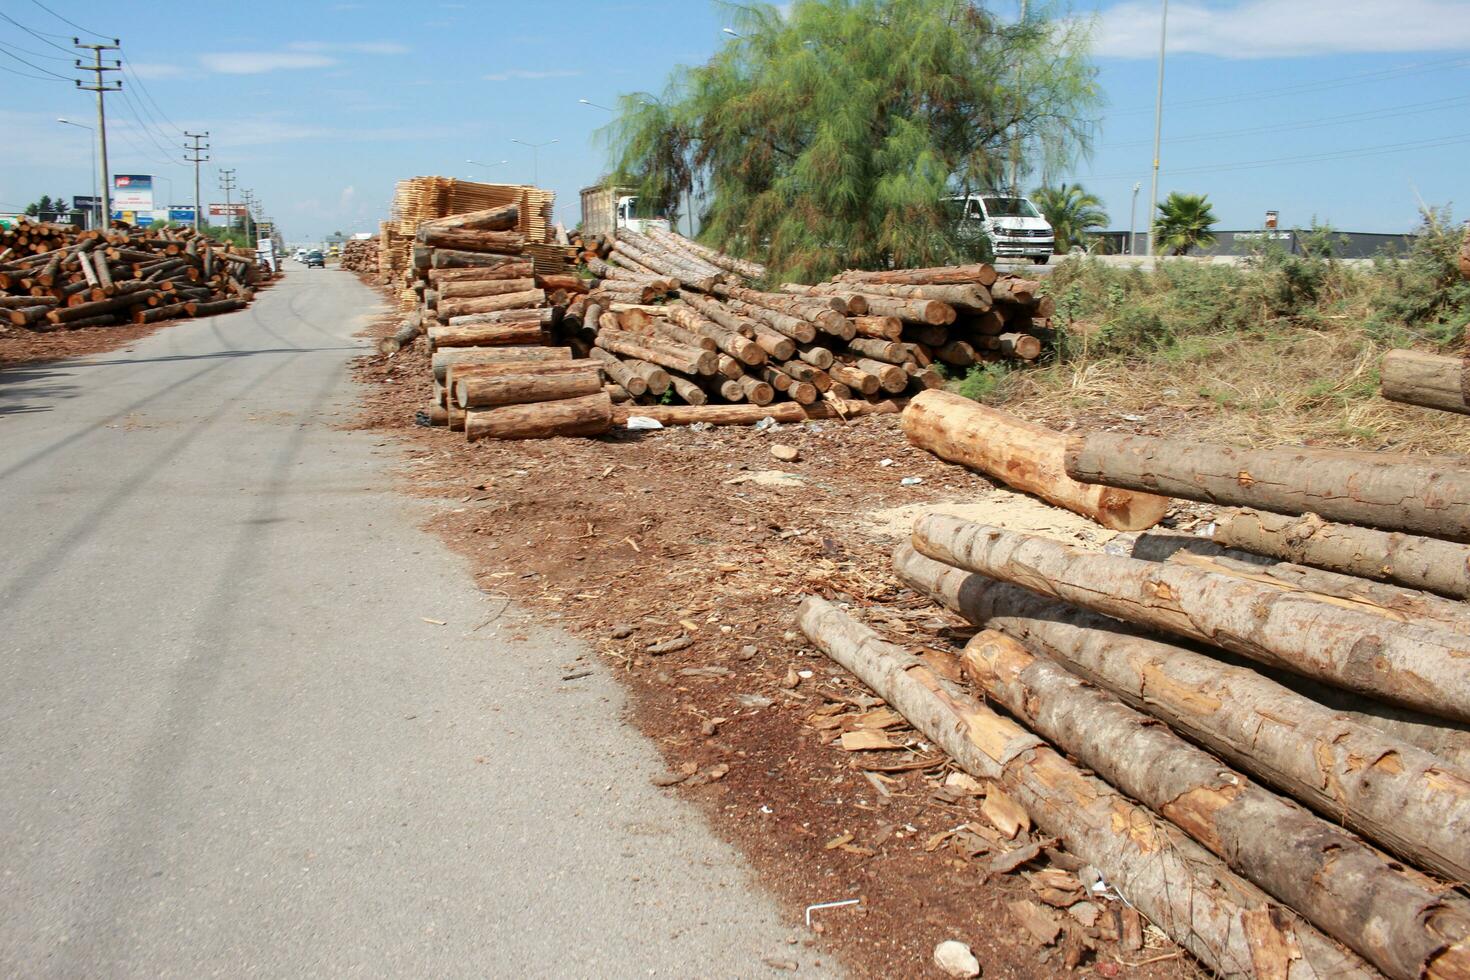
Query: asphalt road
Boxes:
[{"xmin": 0, "ymin": 268, "xmax": 826, "ymax": 977}]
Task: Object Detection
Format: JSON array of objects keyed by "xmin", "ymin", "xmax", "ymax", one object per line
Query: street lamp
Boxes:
[
  {"xmin": 578, "ymin": 98, "xmax": 615, "ymax": 112},
  {"xmin": 722, "ymin": 27, "xmax": 742, "ymax": 38},
  {"xmin": 509, "ymin": 138, "xmax": 557, "ymax": 186},
  {"xmin": 1146, "ymin": 0, "xmax": 1169, "ymax": 255},
  {"xmin": 1128, "ymin": 182, "xmax": 1141, "ymax": 257},
  {"xmin": 57, "ymin": 117, "xmax": 97, "ymax": 229},
  {"xmin": 467, "ymin": 158, "xmax": 508, "ymax": 170}
]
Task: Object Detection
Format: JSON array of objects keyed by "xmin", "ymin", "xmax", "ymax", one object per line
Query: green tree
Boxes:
[
  {"xmin": 602, "ymin": 0, "xmax": 1100, "ymax": 281},
  {"xmin": 24, "ymin": 194, "xmax": 65, "ymax": 216},
  {"xmin": 1031, "ymin": 183, "xmax": 1109, "ymax": 253},
  {"xmin": 1154, "ymin": 192, "xmax": 1218, "ymax": 256}
]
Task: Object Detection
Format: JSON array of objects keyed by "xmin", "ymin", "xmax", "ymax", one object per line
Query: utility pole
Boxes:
[
  {"xmin": 218, "ymin": 168, "xmax": 236, "ymax": 235},
  {"xmin": 242, "ymin": 190, "xmax": 256, "ymax": 242},
  {"xmin": 73, "ymin": 38, "xmax": 121, "ymax": 227},
  {"xmin": 1008, "ymin": 0, "xmax": 1028, "ymax": 196},
  {"xmin": 185, "ymin": 132, "xmax": 210, "ymax": 232},
  {"xmin": 1128, "ymin": 181, "xmax": 1141, "ymax": 256},
  {"xmin": 1146, "ymin": 0, "xmax": 1169, "ymax": 255}
]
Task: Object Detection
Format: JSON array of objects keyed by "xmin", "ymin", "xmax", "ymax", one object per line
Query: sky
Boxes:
[{"xmin": 1, "ymin": 0, "xmax": 1467, "ymax": 242}]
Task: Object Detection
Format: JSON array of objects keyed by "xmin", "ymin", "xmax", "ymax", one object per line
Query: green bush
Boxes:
[{"xmin": 949, "ymin": 362, "xmax": 1013, "ymax": 403}]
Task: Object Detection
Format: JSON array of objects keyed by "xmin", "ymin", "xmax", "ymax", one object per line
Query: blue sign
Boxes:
[{"xmin": 169, "ymin": 207, "xmax": 196, "ymax": 222}]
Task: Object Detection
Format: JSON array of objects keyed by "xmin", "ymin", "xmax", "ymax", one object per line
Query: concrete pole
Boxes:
[
  {"xmin": 73, "ymin": 41, "xmax": 121, "ymax": 225},
  {"xmin": 1146, "ymin": 0, "xmax": 1168, "ymax": 255},
  {"xmin": 1128, "ymin": 181, "xmax": 1140, "ymax": 256}
]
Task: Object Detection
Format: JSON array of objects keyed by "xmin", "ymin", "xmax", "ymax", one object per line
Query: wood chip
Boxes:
[
  {"xmin": 987, "ymin": 839, "xmax": 1045, "ymax": 876},
  {"xmin": 825, "ymin": 832, "xmax": 855, "ymax": 850},
  {"xmin": 981, "ymin": 787, "xmax": 1030, "ymax": 839},
  {"xmin": 840, "ymin": 730, "xmax": 899, "ymax": 751},
  {"xmin": 421, "ymin": 617, "xmax": 447, "ymax": 626},
  {"xmin": 1007, "ymin": 899, "xmax": 1063, "ymax": 946}
]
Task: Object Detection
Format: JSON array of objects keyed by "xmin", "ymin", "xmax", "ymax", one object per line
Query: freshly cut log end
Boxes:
[
  {"xmin": 464, "ymin": 391, "xmax": 612, "ymax": 442},
  {"xmin": 902, "ymin": 391, "xmax": 1170, "ymax": 531}
]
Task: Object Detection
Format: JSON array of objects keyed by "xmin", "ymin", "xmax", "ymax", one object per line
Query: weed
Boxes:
[{"xmin": 949, "ymin": 362, "xmax": 1013, "ymax": 403}]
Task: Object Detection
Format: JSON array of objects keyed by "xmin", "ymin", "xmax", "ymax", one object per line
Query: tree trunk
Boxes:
[
  {"xmin": 609, "ymin": 398, "xmax": 902, "ymax": 427},
  {"xmin": 1213, "ymin": 508, "xmax": 1470, "ymax": 599},
  {"xmin": 430, "ymin": 248, "xmax": 521, "ymax": 270},
  {"xmin": 903, "ymin": 391, "xmax": 1171, "ymax": 530},
  {"xmin": 415, "ymin": 227, "xmax": 525, "ymax": 254},
  {"xmin": 966, "ymin": 629, "xmax": 1470, "ymax": 980},
  {"xmin": 1380, "ymin": 349, "xmax": 1469, "ymax": 416},
  {"xmin": 852, "ymin": 294, "xmax": 955, "ymax": 325},
  {"xmin": 427, "ymin": 262, "xmax": 535, "ymax": 284},
  {"xmin": 622, "ymin": 358, "xmax": 671, "ymax": 395},
  {"xmin": 446, "ymin": 307, "xmax": 555, "ymax": 329},
  {"xmin": 894, "ymin": 541, "xmax": 1470, "ymax": 888},
  {"xmin": 827, "ymin": 363, "xmax": 880, "ymax": 396},
  {"xmin": 1066, "ymin": 433, "xmax": 1470, "ymax": 542},
  {"xmin": 665, "ymin": 304, "xmax": 766, "ymax": 364},
  {"xmin": 845, "ymin": 282, "xmax": 992, "ymax": 312},
  {"xmin": 587, "ymin": 348, "xmax": 650, "ymax": 398},
  {"xmin": 834, "ymin": 263, "xmax": 998, "ymax": 287},
  {"xmin": 437, "ymin": 277, "xmax": 537, "ymax": 300},
  {"xmin": 846, "ymin": 338, "xmax": 911, "ymax": 364},
  {"xmin": 379, "ymin": 317, "xmax": 423, "ymax": 355},
  {"xmin": 776, "ymin": 284, "xmax": 858, "ymax": 315},
  {"xmin": 446, "ymin": 360, "xmax": 601, "ymax": 399},
  {"xmin": 456, "ymin": 370, "xmax": 603, "ymax": 409},
  {"xmin": 669, "ymin": 375, "xmax": 708, "ymax": 406},
  {"xmin": 910, "ymin": 514, "xmax": 1470, "ymax": 721},
  {"xmin": 723, "ymin": 296, "xmax": 818, "ymax": 343},
  {"xmin": 417, "ymin": 203, "xmax": 518, "ymax": 234},
  {"xmin": 935, "ymin": 341, "xmax": 976, "ymax": 366},
  {"xmin": 46, "ymin": 291, "xmax": 160, "ymax": 324},
  {"xmin": 594, "ymin": 327, "xmax": 715, "ymax": 376},
  {"xmin": 796, "ymin": 596, "xmax": 1372, "ymax": 980},
  {"xmin": 850, "ymin": 315, "xmax": 903, "ymax": 340},
  {"xmin": 437, "ymin": 288, "xmax": 545, "ymax": 321},
  {"xmin": 464, "ymin": 391, "xmax": 612, "ymax": 442},
  {"xmin": 428, "ymin": 321, "xmax": 548, "ymax": 350},
  {"xmin": 431, "ymin": 345, "xmax": 570, "ymax": 382},
  {"xmin": 853, "ymin": 357, "xmax": 910, "ymax": 393},
  {"xmin": 990, "ymin": 276, "xmax": 1040, "ymax": 304}
]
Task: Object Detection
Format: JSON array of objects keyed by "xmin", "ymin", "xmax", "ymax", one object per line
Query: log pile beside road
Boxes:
[
  {"xmin": 0, "ymin": 218, "xmax": 272, "ymax": 333},
  {"xmin": 805, "ymin": 412, "xmax": 1470, "ymax": 978},
  {"xmin": 339, "ymin": 237, "xmax": 378, "ymax": 276}
]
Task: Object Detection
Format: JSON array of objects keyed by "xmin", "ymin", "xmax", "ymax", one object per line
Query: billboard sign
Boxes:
[
  {"xmin": 112, "ymin": 174, "xmax": 154, "ymax": 210},
  {"xmin": 209, "ymin": 202, "xmax": 246, "ymax": 217},
  {"xmin": 169, "ymin": 207, "xmax": 196, "ymax": 222},
  {"xmin": 73, "ymin": 195, "xmax": 101, "ymax": 211}
]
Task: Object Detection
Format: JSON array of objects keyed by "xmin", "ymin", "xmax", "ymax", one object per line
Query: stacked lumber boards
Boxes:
[
  {"xmin": 1, "ymin": 218, "xmax": 269, "ymax": 332},
  {"xmin": 820, "ymin": 417, "xmax": 1470, "ymax": 977},
  {"xmin": 339, "ymin": 237, "xmax": 379, "ymax": 276}
]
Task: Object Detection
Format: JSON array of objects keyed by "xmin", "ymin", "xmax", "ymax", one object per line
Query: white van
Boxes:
[{"xmin": 949, "ymin": 194, "xmax": 1055, "ymax": 264}]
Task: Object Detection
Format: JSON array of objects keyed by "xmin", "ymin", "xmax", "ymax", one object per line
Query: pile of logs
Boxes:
[
  {"xmin": 339, "ymin": 237, "xmax": 379, "ymax": 276},
  {"xmin": 807, "ymin": 402, "xmax": 1470, "ymax": 978},
  {"xmin": 1, "ymin": 219, "xmax": 269, "ymax": 332}
]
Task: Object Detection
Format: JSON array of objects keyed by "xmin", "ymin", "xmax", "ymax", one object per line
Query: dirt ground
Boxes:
[
  {"xmin": 0, "ymin": 320, "xmax": 186, "ymax": 370},
  {"xmin": 349, "ymin": 295, "xmax": 1211, "ymax": 979}
]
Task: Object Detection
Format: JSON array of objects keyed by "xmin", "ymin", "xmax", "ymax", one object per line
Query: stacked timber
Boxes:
[
  {"xmin": 339, "ymin": 237, "xmax": 379, "ymax": 276},
  {"xmin": 820, "ymin": 412, "xmax": 1470, "ymax": 977},
  {"xmin": 0, "ymin": 218, "xmax": 271, "ymax": 332}
]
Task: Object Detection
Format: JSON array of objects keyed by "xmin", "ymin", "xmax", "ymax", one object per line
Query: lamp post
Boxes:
[
  {"xmin": 509, "ymin": 138, "xmax": 557, "ymax": 186},
  {"xmin": 57, "ymin": 117, "xmax": 97, "ymax": 229},
  {"xmin": 1146, "ymin": 0, "xmax": 1169, "ymax": 255},
  {"xmin": 467, "ymin": 158, "xmax": 508, "ymax": 172},
  {"xmin": 578, "ymin": 98, "xmax": 615, "ymax": 112},
  {"xmin": 1128, "ymin": 181, "xmax": 1141, "ymax": 256}
]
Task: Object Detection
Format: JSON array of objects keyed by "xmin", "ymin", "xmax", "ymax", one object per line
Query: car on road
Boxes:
[
  {"xmin": 948, "ymin": 194, "xmax": 1056, "ymax": 265},
  {"xmin": 304, "ymin": 250, "xmax": 325, "ymax": 268}
]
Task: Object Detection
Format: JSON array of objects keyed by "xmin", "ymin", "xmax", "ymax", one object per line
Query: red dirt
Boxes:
[{"xmin": 349, "ymin": 308, "xmax": 1203, "ymax": 980}]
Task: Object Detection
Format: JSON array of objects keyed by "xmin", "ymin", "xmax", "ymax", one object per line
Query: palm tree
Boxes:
[
  {"xmin": 1031, "ymin": 183, "xmax": 1109, "ymax": 254},
  {"xmin": 1154, "ymin": 192, "xmax": 1218, "ymax": 255}
]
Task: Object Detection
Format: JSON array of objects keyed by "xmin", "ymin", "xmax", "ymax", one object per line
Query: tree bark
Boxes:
[
  {"xmin": 844, "ymin": 282, "xmax": 992, "ymax": 312},
  {"xmin": 437, "ymin": 288, "xmax": 545, "ymax": 322},
  {"xmin": 427, "ymin": 262, "xmax": 534, "ymax": 284},
  {"xmin": 437, "ymin": 277, "xmax": 537, "ymax": 300},
  {"xmin": 846, "ymin": 338, "xmax": 911, "ymax": 364},
  {"xmin": 853, "ymin": 357, "xmax": 910, "ymax": 394},
  {"xmin": 669, "ymin": 375, "xmax": 708, "ymax": 405},
  {"xmin": 966, "ymin": 629, "xmax": 1470, "ymax": 980},
  {"xmin": 416, "ymin": 227, "xmax": 525, "ymax": 254},
  {"xmin": 850, "ymin": 315, "xmax": 903, "ymax": 340},
  {"xmin": 610, "ymin": 398, "xmax": 902, "ymax": 427},
  {"xmin": 910, "ymin": 514, "xmax": 1470, "ymax": 721},
  {"xmin": 430, "ymin": 248, "xmax": 521, "ymax": 270},
  {"xmin": 456, "ymin": 370, "xmax": 603, "ymax": 409},
  {"xmin": 595, "ymin": 327, "xmax": 716, "ymax": 376},
  {"xmin": 894, "ymin": 541, "xmax": 1470, "ymax": 887},
  {"xmin": 1380, "ymin": 349, "xmax": 1469, "ymax": 415},
  {"xmin": 418, "ymin": 203, "xmax": 518, "ymax": 234},
  {"xmin": 464, "ymin": 391, "xmax": 612, "ymax": 442},
  {"xmin": 797, "ymin": 596, "xmax": 1372, "ymax": 980},
  {"xmin": 1213, "ymin": 508, "xmax": 1470, "ymax": 599},
  {"xmin": 852, "ymin": 294, "xmax": 955, "ymax": 325},
  {"xmin": 722, "ymin": 296, "xmax": 818, "ymax": 343},
  {"xmin": 827, "ymin": 363, "xmax": 880, "ymax": 396},
  {"xmin": 1066, "ymin": 433, "xmax": 1470, "ymax": 541},
  {"xmin": 446, "ymin": 307, "xmax": 555, "ymax": 329},
  {"xmin": 903, "ymin": 391, "xmax": 1171, "ymax": 530},
  {"xmin": 834, "ymin": 263, "xmax": 998, "ymax": 287},
  {"xmin": 586, "ymin": 348, "xmax": 649, "ymax": 398}
]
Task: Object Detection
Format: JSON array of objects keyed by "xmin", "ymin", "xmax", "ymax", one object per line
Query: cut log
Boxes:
[
  {"xmin": 853, "ymin": 357, "xmax": 910, "ymax": 394},
  {"xmin": 854, "ymin": 294, "xmax": 955, "ymax": 325},
  {"xmin": 587, "ymin": 348, "xmax": 650, "ymax": 398},
  {"xmin": 735, "ymin": 374, "xmax": 774, "ymax": 405},
  {"xmin": 430, "ymin": 248, "xmax": 521, "ymax": 270},
  {"xmin": 828, "ymin": 363, "xmax": 880, "ymax": 396},
  {"xmin": 669, "ymin": 375, "xmax": 708, "ymax": 406},
  {"xmin": 437, "ymin": 277, "xmax": 537, "ymax": 300},
  {"xmin": 418, "ymin": 203, "xmax": 518, "ymax": 234},
  {"xmin": 846, "ymin": 338, "xmax": 910, "ymax": 364},
  {"xmin": 797, "ymin": 596, "xmax": 1372, "ymax": 980},
  {"xmin": 456, "ymin": 370, "xmax": 603, "ymax": 409},
  {"xmin": 416, "ymin": 227, "xmax": 526, "ymax": 254},
  {"xmin": 990, "ymin": 276, "xmax": 1039, "ymax": 304},
  {"xmin": 1066, "ymin": 433, "xmax": 1470, "ymax": 542},
  {"xmin": 723, "ymin": 296, "xmax": 818, "ymax": 343},
  {"xmin": 426, "ymin": 262, "xmax": 534, "ymax": 284},
  {"xmin": 428, "ymin": 321, "xmax": 547, "ymax": 350},
  {"xmin": 464, "ymin": 391, "xmax": 612, "ymax": 442},
  {"xmin": 609, "ymin": 398, "xmax": 902, "ymax": 427},
  {"xmin": 1213, "ymin": 508, "xmax": 1470, "ymax": 599},
  {"xmin": 966, "ymin": 629, "xmax": 1470, "ymax": 980},
  {"xmin": 913, "ymin": 515, "xmax": 1470, "ymax": 720},
  {"xmin": 850, "ymin": 315, "xmax": 903, "ymax": 340},
  {"xmin": 437, "ymin": 288, "xmax": 545, "ymax": 321},
  {"xmin": 846, "ymin": 283, "xmax": 992, "ymax": 312},
  {"xmin": 834, "ymin": 263, "xmax": 998, "ymax": 287},
  {"xmin": 935, "ymin": 340, "xmax": 976, "ymax": 366},
  {"xmin": 622, "ymin": 358, "xmax": 671, "ymax": 395},
  {"xmin": 446, "ymin": 307, "xmax": 555, "ymax": 329},
  {"xmin": 379, "ymin": 316, "xmax": 423, "ymax": 355},
  {"xmin": 595, "ymin": 327, "xmax": 715, "ymax": 376},
  {"xmin": 46, "ymin": 291, "xmax": 160, "ymax": 324},
  {"xmin": 1380, "ymin": 349, "xmax": 1469, "ymax": 415},
  {"xmin": 903, "ymin": 391, "xmax": 1171, "ymax": 530},
  {"xmin": 893, "ymin": 541, "xmax": 1470, "ymax": 888},
  {"xmin": 431, "ymin": 346, "xmax": 570, "ymax": 382}
]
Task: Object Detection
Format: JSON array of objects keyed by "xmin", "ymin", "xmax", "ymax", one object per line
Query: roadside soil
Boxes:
[
  {"xmin": 0, "ymin": 320, "xmax": 184, "ymax": 370},
  {"xmin": 350, "ymin": 290, "xmax": 1205, "ymax": 979}
]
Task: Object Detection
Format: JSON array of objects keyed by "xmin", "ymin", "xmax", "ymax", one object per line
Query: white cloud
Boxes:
[
  {"xmin": 483, "ymin": 68, "xmax": 581, "ymax": 81},
  {"xmin": 200, "ymin": 52, "xmax": 336, "ymax": 74},
  {"xmin": 1094, "ymin": 0, "xmax": 1470, "ymax": 58},
  {"xmin": 287, "ymin": 41, "xmax": 410, "ymax": 54},
  {"xmin": 127, "ymin": 62, "xmax": 188, "ymax": 79}
]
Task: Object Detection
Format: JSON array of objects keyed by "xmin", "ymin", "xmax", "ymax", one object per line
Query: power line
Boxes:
[
  {"xmin": 0, "ymin": 38, "xmax": 71, "ymax": 62},
  {"xmin": 0, "ymin": 10, "xmax": 74, "ymax": 53},
  {"xmin": 119, "ymin": 48, "xmax": 186, "ymax": 136},
  {"xmin": 114, "ymin": 82, "xmax": 182, "ymax": 167},
  {"xmin": 0, "ymin": 59, "xmax": 60, "ymax": 81},
  {"xmin": 28, "ymin": 0, "xmax": 111, "ymax": 41},
  {"xmin": 0, "ymin": 42, "xmax": 69, "ymax": 79}
]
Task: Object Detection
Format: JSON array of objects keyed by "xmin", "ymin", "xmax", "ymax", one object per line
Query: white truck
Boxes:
[
  {"xmin": 579, "ymin": 184, "xmax": 672, "ymax": 238},
  {"xmin": 949, "ymin": 194, "xmax": 1055, "ymax": 264}
]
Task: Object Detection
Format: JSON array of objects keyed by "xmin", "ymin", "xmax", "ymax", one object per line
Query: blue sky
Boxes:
[{"xmin": 2, "ymin": 0, "xmax": 1467, "ymax": 241}]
